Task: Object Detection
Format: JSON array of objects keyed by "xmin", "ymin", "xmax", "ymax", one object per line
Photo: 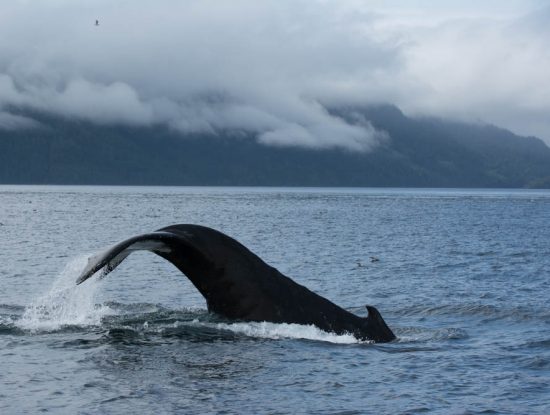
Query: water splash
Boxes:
[
  {"xmin": 210, "ymin": 321, "xmax": 364, "ymax": 344},
  {"xmin": 18, "ymin": 255, "xmax": 113, "ymax": 332}
]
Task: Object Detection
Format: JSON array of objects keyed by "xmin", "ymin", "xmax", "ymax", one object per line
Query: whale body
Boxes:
[{"xmin": 76, "ymin": 224, "xmax": 396, "ymax": 342}]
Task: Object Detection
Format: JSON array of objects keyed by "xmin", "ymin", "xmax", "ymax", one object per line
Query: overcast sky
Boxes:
[{"xmin": 1, "ymin": 0, "xmax": 549, "ymax": 150}]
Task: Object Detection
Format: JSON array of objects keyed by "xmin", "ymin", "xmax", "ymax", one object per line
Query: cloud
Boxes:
[
  {"xmin": 0, "ymin": 112, "xmax": 39, "ymax": 130},
  {"xmin": 389, "ymin": 6, "xmax": 550, "ymax": 142},
  {"xmin": 1, "ymin": 0, "xmax": 549, "ymax": 147}
]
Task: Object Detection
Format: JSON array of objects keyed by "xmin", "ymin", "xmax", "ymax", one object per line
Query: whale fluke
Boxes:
[{"xmin": 76, "ymin": 224, "xmax": 396, "ymax": 342}]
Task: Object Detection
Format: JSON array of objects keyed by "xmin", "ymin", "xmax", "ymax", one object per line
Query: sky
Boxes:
[{"xmin": 1, "ymin": 0, "xmax": 549, "ymax": 150}]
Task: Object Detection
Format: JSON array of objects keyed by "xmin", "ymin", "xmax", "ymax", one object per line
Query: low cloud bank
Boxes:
[{"xmin": 1, "ymin": 0, "xmax": 549, "ymax": 147}]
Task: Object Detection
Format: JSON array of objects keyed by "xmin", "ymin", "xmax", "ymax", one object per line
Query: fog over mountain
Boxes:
[
  {"xmin": 2, "ymin": 105, "xmax": 550, "ymax": 188},
  {"xmin": 1, "ymin": 0, "xmax": 550, "ymax": 152}
]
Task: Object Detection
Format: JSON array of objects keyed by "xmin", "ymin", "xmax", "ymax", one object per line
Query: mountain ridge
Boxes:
[{"xmin": 1, "ymin": 105, "xmax": 549, "ymax": 188}]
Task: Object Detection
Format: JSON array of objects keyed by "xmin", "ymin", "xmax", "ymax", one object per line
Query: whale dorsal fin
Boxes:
[{"xmin": 365, "ymin": 305, "xmax": 395, "ymax": 342}]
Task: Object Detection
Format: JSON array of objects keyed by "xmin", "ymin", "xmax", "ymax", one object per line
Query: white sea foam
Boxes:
[
  {"xmin": 210, "ymin": 321, "xmax": 364, "ymax": 344},
  {"xmin": 18, "ymin": 255, "xmax": 113, "ymax": 332}
]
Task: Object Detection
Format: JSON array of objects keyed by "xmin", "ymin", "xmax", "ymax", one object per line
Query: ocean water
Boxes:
[{"xmin": 0, "ymin": 186, "xmax": 549, "ymax": 414}]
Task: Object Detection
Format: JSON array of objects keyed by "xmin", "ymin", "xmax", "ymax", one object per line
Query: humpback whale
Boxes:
[{"xmin": 76, "ymin": 224, "xmax": 396, "ymax": 342}]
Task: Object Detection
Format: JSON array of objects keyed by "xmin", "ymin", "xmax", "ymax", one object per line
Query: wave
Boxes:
[
  {"xmin": 3, "ymin": 301, "xmax": 367, "ymax": 344},
  {"xmin": 5, "ymin": 297, "xmax": 476, "ymax": 346},
  {"xmin": 202, "ymin": 321, "xmax": 361, "ymax": 344},
  {"xmin": 95, "ymin": 302, "xmax": 363, "ymax": 343},
  {"xmin": 395, "ymin": 326, "xmax": 469, "ymax": 343},
  {"xmin": 395, "ymin": 303, "xmax": 550, "ymax": 323},
  {"xmin": 9, "ymin": 295, "xmax": 478, "ymax": 346}
]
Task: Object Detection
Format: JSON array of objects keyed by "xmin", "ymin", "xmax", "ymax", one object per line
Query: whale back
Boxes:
[{"xmin": 76, "ymin": 224, "xmax": 396, "ymax": 342}]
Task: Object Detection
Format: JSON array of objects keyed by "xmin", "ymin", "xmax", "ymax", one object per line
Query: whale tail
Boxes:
[
  {"xmin": 75, "ymin": 224, "xmax": 397, "ymax": 342},
  {"xmin": 76, "ymin": 232, "xmax": 180, "ymax": 285},
  {"xmin": 365, "ymin": 305, "xmax": 396, "ymax": 342}
]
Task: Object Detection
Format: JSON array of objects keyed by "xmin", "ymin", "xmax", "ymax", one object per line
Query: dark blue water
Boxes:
[{"xmin": 1, "ymin": 186, "xmax": 549, "ymax": 414}]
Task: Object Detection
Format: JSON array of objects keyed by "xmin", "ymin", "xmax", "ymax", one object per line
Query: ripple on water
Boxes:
[
  {"xmin": 1, "ymin": 187, "xmax": 550, "ymax": 414},
  {"xmin": 395, "ymin": 303, "xmax": 549, "ymax": 324}
]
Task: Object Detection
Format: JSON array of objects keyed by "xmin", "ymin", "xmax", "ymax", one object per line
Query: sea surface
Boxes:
[{"xmin": 0, "ymin": 186, "xmax": 549, "ymax": 414}]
